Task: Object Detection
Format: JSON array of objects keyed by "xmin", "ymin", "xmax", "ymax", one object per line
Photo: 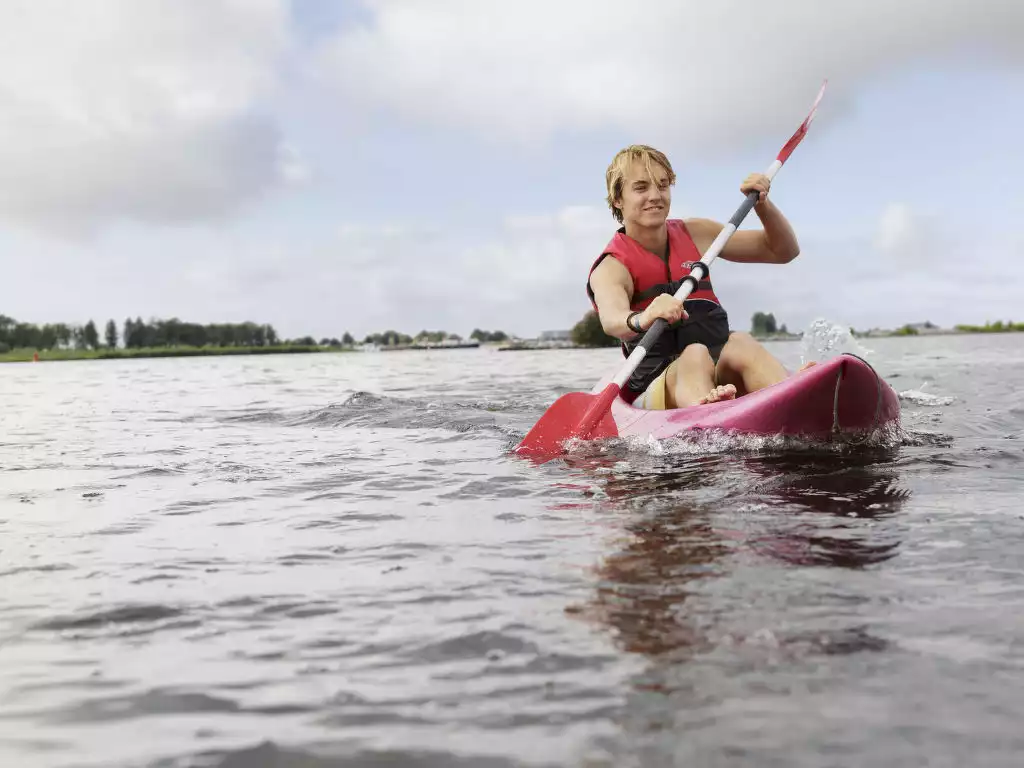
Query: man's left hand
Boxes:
[{"xmin": 740, "ymin": 173, "xmax": 771, "ymax": 203}]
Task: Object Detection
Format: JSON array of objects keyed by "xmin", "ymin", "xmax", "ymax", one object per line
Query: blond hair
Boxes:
[{"xmin": 605, "ymin": 144, "xmax": 676, "ymax": 224}]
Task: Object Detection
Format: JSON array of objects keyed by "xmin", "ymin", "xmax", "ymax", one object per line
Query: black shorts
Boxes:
[{"xmin": 624, "ymin": 301, "xmax": 731, "ymax": 399}]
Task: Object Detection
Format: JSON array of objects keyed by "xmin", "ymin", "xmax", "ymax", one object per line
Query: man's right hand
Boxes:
[{"xmin": 639, "ymin": 293, "xmax": 688, "ymax": 329}]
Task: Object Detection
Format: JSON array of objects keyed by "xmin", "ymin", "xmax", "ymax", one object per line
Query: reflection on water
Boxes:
[
  {"xmin": 571, "ymin": 499, "xmax": 728, "ymax": 659},
  {"xmin": 565, "ymin": 449, "xmax": 911, "ymax": 663},
  {"xmin": 738, "ymin": 454, "xmax": 910, "ymax": 568},
  {"xmin": 559, "ymin": 449, "xmax": 915, "ymax": 764}
]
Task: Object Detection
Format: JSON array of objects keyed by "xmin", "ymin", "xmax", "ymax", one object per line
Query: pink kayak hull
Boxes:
[{"xmin": 608, "ymin": 353, "xmax": 900, "ymax": 440}]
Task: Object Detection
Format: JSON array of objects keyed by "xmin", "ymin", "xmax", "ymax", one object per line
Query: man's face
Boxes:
[{"xmin": 616, "ymin": 159, "xmax": 671, "ymax": 228}]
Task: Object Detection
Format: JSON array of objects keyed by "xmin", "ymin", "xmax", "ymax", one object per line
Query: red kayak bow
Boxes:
[{"xmin": 515, "ymin": 81, "xmax": 828, "ymax": 459}]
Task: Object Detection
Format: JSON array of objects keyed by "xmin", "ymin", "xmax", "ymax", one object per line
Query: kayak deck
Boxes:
[{"xmin": 609, "ymin": 353, "xmax": 900, "ymax": 441}]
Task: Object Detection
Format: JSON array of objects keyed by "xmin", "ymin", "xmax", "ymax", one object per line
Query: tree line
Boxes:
[
  {"xmin": 360, "ymin": 328, "xmax": 508, "ymax": 346},
  {"xmin": 750, "ymin": 312, "xmax": 790, "ymax": 336},
  {"xmin": 0, "ymin": 313, "xmax": 323, "ymax": 354},
  {"xmin": 1, "ymin": 313, "xmax": 513, "ymax": 354},
  {"xmin": 954, "ymin": 320, "xmax": 1024, "ymax": 333}
]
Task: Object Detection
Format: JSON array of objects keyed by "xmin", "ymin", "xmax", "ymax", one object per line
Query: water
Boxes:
[{"xmin": 1, "ymin": 333, "xmax": 1022, "ymax": 767}]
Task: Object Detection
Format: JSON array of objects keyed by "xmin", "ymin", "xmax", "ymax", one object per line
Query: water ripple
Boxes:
[{"xmin": 1, "ymin": 336, "xmax": 1022, "ymax": 767}]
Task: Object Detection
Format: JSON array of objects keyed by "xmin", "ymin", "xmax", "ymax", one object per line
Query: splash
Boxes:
[
  {"xmin": 799, "ymin": 318, "xmax": 873, "ymax": 364},
  {"xmin": 560, "ymin": 421, "xmax": 906, "ymax": 460},
  {"xmin": 898, "ymin": 383, "xmax": 955, "ymax": 407}
]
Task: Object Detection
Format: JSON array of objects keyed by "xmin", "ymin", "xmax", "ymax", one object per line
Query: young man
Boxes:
[{"xmin": 586, "ymin": 144, "xmax": 807, "ymax": 409}]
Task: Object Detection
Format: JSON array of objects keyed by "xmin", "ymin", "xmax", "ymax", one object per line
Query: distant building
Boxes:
[
  {"xmin": 905, "ymin": 321, "xmax": 945, "ymax": 335},
  {"xmin": 539, "ymin": 330, "xmax": 571, "ymax": 341}
]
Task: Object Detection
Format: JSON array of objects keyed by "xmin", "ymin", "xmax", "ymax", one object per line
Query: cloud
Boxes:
[
  {"xmin": 870, "ymin": 202, "xmax": 953, "ymax": 273},
  {"xmin": 3, "ymin": 0, "xmax": 1020, "ymax": 339},
  {"xmin": 114, "ymin": 206, "xmax": 616, "ymax": 339},
  {"xmin": 712, "ymin": 201, "xmax": 1023, "ymax": 332},
  {"xmin": 0, "ymin": 0, "xmax": 300, "ymax": 236},
  {"xmin": 313, "ymin": 0, "xmax": 1024, "ymax": 150},
  {"xmin": 303, "ymin": 206, "xmax": 616, "ymax": 337},
  {"xmin": 874, "ymin": 203, "xmax": 919, "ymax": 255}
]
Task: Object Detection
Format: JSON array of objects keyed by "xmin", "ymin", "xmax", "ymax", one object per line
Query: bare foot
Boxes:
[{"xmin": 698, "ymin": 384, "xmax": 737, "ymax": 405}]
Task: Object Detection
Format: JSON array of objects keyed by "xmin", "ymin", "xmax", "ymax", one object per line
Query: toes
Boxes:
[
  {"xmin": 697, "ymin": 384, "xmax": 737, "ymax": 406},
  {"xmin": 708, "ymin": 386, "xmax": 728, "ymax": 403},
  {"xmin": 713, "ymin": 385, "xmax": 736, "ymax": 403}
]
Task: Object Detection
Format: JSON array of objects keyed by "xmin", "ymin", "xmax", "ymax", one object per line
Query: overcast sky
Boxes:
[{"xmin": 2, "ymin": 0, "xmax": 1023, "ymax": 340}]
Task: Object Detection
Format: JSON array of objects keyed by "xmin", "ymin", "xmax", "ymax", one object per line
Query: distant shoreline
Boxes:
[
  {"xmin": 0, "ymin": 344, "xmax": 348, "ymax": 364},
  {"xmin": 498, "ymin": 327, "xmax": 1023, "ymax": 351},
  {"xmin": 4, "ymin": 326, "xmax": 1021, "ymax": 362}
]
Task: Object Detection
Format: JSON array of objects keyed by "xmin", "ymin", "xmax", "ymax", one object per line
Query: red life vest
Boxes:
[{"xmin": 586, "ymin": 219, "xmax": 721, "ymax": 312}]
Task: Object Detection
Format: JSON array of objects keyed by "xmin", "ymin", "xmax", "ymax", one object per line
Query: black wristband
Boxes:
[{"xmin": 626, "ymin": 311, "xmax": 643, "ymax": 334}]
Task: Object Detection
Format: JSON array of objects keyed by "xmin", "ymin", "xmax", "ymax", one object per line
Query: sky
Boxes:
[{"xmin": 1, "ymin": 0, "xmax": 1023, "ymax": 341}]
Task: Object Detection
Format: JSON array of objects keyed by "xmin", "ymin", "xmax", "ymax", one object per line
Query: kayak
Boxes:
[{"xmin": 600, "ymin": 353, "xmax": 899, "ymax": 442}]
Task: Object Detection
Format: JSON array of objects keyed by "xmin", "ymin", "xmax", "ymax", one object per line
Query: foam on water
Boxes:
[
  {"xmin": 898, "ymin": 383, "xmax": 956, "ymax": 407},
  {"xmin": 561, "ymin": 420, "xmax": 907, "ymax": 461}
]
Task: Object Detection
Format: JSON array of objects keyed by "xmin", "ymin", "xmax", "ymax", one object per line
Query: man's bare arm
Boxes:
[
  {"xmin": 589, "ymin": 257, "xmax": 688, "ymax": 340},
  {"xmin": 687, "ymin": 200, "xmax": 800, "ymax": 265},
  {"xmin": 588, "ymin": 257, "xmax": 638, "ymax": 340}
]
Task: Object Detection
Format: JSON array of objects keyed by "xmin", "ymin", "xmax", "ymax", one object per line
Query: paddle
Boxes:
[{"xmin": 514, "ymin": 81, "xmax": 828, "ymax": 459}]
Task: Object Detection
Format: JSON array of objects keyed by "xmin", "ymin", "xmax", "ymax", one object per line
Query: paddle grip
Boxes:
[
  {"xmin": 635, "ymin": 317, "xmax": 669, "ymax": 352},
  {"xmin": 729, "ymin": 190, "xmax": 762, "ymax": 228}
]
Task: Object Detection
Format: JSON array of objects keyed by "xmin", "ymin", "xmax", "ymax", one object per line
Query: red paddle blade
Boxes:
[
  {"xmin": 514, "ymin": 384, "xmax": 621, "ymax": 459},
  {"xmin": 777, "ymin": 79, "xmax": 827, "ymax": 164}
]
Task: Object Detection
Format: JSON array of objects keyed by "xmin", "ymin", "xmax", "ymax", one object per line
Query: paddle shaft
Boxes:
[{"xmin": 611, "ymin": 159, "xmax": 783, "ymax": 389}]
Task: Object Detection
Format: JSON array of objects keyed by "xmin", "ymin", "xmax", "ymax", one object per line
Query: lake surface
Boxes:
[{"xmin": 1, "ymin": 333, "xmax": 1022, "ymax": 767}]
